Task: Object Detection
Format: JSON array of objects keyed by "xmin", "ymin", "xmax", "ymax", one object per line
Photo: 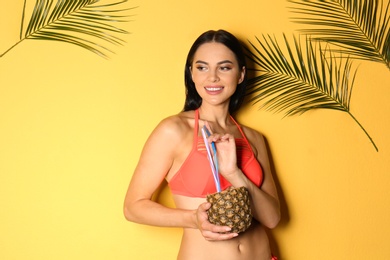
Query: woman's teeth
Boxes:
[{"xmin": 205, "ymin": 87, "xmax": 223, "ymax": 91}]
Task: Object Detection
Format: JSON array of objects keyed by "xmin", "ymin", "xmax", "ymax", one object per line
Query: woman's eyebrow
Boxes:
[{"xmin": 194, "ymin": 60, "xmax": 234, "ymax": 65}]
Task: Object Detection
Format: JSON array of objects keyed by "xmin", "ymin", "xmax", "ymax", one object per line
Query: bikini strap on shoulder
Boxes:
[
  {"xmin": 193, "ymin": 109, "xmax": 200, "ymax": 145},
  {"xmin": 230, "ymin": 115, "xmax": 251, "ymax": 146}
]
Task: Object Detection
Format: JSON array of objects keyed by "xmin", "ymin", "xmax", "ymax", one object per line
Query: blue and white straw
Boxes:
[{"xmin": 201, "ymin": 125, "xmax": 221, "ymax": 192}]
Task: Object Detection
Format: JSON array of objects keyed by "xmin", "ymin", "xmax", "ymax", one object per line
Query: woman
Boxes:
[{"xmin": 124, "ymin": 29, "xmax": 280, "ymax": 260}]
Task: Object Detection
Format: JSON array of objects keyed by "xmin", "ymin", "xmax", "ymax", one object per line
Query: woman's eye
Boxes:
[
  {"xmin": 196, "ymin": 66, "xmax": 207, "ymax": 71},
  {"xmin": 220, "ymin": 66, "xmax": 232, "ymax": 71}
]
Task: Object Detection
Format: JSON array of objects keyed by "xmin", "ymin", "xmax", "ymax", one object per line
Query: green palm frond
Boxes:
[
  {"xmin": 245, "ymin": 34, "xmax": 378, "ymax": 151},
  {"xmin": 1, "ymin": 0, "xmax": 134, "ymax": 58},
  {"xmin": 288, "ymin": 0, "xmax": 390, "ymax": 70}
]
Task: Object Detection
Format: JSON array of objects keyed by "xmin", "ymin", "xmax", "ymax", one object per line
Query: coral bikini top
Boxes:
[{"xmin": 168, "ymin": 109, "xmax": 263, "ymax": 198}]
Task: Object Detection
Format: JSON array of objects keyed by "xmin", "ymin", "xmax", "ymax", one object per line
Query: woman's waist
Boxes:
[{"xmin": 179, "ymin": 222, "xmax": 271, "ymax": 260}]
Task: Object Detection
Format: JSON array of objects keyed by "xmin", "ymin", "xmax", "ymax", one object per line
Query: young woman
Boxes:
[{"xmin": 124, "ymin": 30, "xmax": 280, "ymax": 260}]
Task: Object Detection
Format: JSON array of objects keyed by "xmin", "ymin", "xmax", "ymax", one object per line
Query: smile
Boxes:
[{"xmin": 205, "ymin": 87, "xmax": 223, "ymax": 91}]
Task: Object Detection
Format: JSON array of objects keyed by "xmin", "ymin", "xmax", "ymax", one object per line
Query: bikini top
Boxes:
[{"xmin": 168, "ymin": 109, "xmax": 263, "ymax": 198}]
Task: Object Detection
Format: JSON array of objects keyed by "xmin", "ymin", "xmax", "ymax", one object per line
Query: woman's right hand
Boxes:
[{"xmin": 195, "ymin": 202, "xmax": 238, "ymax": 241}]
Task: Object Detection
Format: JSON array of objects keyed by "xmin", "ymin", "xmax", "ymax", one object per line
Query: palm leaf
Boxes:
[
  {"xmin": 245, "ymin": 34, "xmax": 378, "ymax": 151},
  {"xmin": 288, "ymin": 0, "xmax": 390, "ymax": 70},
  {"xmin": 1, "ymin": 0, "xmax": 134, "ymax": 58}
]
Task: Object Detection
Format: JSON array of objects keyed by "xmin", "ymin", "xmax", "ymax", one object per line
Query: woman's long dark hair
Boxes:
[{"xmin": 183, "ymin": 29, "xmax": 247, "ymax": 114}]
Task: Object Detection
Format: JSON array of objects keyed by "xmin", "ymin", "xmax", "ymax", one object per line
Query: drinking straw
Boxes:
[
  {"xmin": 201, "ymin": 126, "xmax": 221, "ymax": 192},
  {"xmin": 203, "ymin": 127, "xmax": 219, "ymax": 182}
]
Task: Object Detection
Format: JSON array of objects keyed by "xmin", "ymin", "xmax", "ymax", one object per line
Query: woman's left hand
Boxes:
[{"xmin": 207, "ymin": 132, "xmax": 240, "ymax": 180}]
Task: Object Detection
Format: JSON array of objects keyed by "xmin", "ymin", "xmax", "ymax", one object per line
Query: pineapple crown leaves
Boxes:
[
  {"xmin": 245, "ymin": 34, "xmax": 378, "ymax": 151},
  {"xmin": 288, "ymin": 0, "xmax": 390, "ymax": 70},
  {"xmin": 2, "ymin": 0, "xmax": 135, "ymax": 58}
]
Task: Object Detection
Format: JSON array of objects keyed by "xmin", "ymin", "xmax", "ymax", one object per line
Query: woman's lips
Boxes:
[{"xmin": 205, "ymin": 86, "xmax": 224, "ymax": 94}]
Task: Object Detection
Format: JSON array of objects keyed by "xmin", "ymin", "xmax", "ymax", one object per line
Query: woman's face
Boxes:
[{"xmin": 190, "ymin": 42, "xmax": 245, "ymax": 108}]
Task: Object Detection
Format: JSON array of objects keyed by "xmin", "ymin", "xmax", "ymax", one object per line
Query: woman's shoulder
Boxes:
[
  {"xmin": 153, "ymin": 110, "xmax": 196, "ymax": 138},
  {"xmin": 238, "ymin": 123, "xmax": 264, "ymax": 142}
]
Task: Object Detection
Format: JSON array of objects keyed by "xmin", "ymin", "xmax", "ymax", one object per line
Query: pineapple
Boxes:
[{"xmin": 206, "ymin": 186, "xmax": 252, "ymax": 233}]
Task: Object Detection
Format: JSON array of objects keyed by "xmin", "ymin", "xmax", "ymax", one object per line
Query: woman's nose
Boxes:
[{"xmin": 208, "ymin": 70, "xmax": 219, "ymax": 82}]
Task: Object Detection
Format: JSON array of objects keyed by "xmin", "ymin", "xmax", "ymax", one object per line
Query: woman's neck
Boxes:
[{"xmin": 198, "ymin": 105, "xmax": 231, "ymax": 128}]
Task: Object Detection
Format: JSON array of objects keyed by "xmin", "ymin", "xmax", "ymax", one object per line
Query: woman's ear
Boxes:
[{"xmin": 238, "ymin": 66, "xmax": 246, "ymax": 84}]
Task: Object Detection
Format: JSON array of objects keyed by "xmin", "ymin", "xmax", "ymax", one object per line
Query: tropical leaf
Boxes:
[
  {"xmin": 245, "ymin": 34, "xmax": 378, "ymax": 151},
  {"xmin": 288, "ymin": 0, "xmax": 390, "ymax": 70},
  {"xmin": 1, "ymin": 0, "xmax": 134, "ymax": 58}
]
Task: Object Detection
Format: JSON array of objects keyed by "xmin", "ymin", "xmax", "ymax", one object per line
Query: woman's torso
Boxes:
[
  {"xmin": 173, "ymin": 195, "xmax": 272, "ymax": 260},
  {"xmin": 165, "ymin": 110, "xmax": 271, "ymax": 260}
]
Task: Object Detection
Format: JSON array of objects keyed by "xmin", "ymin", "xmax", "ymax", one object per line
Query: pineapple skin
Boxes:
[{"xmin": 206, "ymin": 186, "xmax": 252, "ymax": 233}]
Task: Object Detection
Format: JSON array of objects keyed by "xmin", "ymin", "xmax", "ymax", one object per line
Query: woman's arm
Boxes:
[
  {"xmin": 209, "ymin": 128, "xmax": 281, "ymax": 229},
  {"xmin": 123, "ymin": 116, "xmax": 197, "ymax": 228},
  {"xmin": 123, "ymin": 116, "xmax": 237, "ymax": 240}
]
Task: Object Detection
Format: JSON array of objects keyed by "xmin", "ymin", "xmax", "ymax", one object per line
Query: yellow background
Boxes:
[{"xmin": 1, "ymin": 0, "xmax": 390, "ymax": 259}]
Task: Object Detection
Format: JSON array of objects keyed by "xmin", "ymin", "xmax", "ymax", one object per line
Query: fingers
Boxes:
[
  {"xmin": 203, "ymin": 122, "xmax": 234, "ymax": 143},
  {"xmin": 200, "ymin": 219, "xmax": 239, "ymax": 241},
  {"xmin": 208, "ymin": 133, "xmax": 234, "ymax": 143},
  {"xmin": 202, "ymin": 229, "xmax": 239, "ymax": 241},
  {"xmin": 197, "ymin": 202, "xmax": 239, "ymax": 241}
]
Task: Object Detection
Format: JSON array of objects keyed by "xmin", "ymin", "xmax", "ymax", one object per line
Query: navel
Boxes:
[{"xmin": 237, "ymin": 241, "xmax": 244, "ymax": 253}]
